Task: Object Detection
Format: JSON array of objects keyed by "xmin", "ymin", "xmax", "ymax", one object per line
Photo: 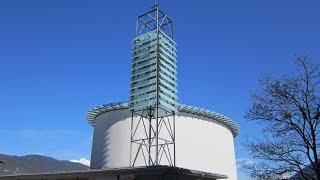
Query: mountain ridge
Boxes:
[{"xmin": 0, "ymin": 154, "xmax": 89, "ymax": 176}]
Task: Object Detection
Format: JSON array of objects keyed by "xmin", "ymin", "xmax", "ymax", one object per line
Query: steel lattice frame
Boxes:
[
  {"xmin": 130, "ymin": 6, "xmax": 176, "ymax": 167},
  {"xmin": 130, "ymin": 109, "xmax": 175, "ymax": 167},
  {"xmin": 136, "ymin": 6, "xmax": 174, "ymax": 39}
]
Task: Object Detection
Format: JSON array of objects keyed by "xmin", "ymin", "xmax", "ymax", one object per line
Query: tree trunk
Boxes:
[{"xmin": 316, "ymin": 164, "xmax": 320, "ymax": 180}]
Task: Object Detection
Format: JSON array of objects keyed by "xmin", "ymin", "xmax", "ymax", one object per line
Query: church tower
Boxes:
[{"xmin": 129, "ymin": 4, "xmax": 178, "ymax": 166}]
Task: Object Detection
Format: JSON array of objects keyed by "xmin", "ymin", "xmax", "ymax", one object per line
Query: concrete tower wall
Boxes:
[{"xmin": 90, "ymin": 109, "xmax": 237, "ymax": 180}]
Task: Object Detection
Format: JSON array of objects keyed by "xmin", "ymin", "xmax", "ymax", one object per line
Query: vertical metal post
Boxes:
[
  {"xmin": 172, "ymin": 22, "xmax": 174, "ymax": 40},
  {"xmin": 136, "ymin": 19, "xmax": 139, "ymax": 36},
  {"xmin": 148, "ymin": 108, "xmax": 152, "ymax": 165},
  {"xmin": 155, "ymin": 6, "xmax": 160, "ymax": 165},
  {"xmin": 130, "ymin": 111, "xmax": 134, "ymax": 166},
  {"xmin": 173, "ymin": 114, "xmax": 176, "ymax": 167}
]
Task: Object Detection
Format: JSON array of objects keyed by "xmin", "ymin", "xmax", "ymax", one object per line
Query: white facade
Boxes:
[{"xmin": 89, "ymin": 106, "xmax": 238, "ymax": 180}]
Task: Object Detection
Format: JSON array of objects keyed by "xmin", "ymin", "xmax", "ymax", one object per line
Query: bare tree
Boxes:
[{"xmin": 243, "ymin": 55, "xmax": 320, "ymax": 180}]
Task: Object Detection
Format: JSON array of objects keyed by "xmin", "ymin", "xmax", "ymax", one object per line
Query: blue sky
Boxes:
[{"xmin": 0, "ymin": 0, "xmax": 319, "ymax": 179}]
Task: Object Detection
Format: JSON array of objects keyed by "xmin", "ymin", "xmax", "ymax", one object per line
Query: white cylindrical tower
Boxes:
[{"xmin": 87, "ymin": 102, "xmax": 240, "ymax": 179}]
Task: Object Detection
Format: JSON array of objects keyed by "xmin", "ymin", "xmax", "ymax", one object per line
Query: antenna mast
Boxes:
[{"xmin": 152, "ymin": 0, "xmax": 158, "ymax": 8}]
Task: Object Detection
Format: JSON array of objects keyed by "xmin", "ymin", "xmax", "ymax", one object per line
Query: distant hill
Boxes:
[{"xmin": 0, "ymin": 154, "xmax": 89, "ymax": 176}]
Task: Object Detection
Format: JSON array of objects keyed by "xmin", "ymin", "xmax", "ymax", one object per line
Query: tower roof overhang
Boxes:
[{"xmin": 86, "ymin": 102, "xmax": 240, "ymax": 137}]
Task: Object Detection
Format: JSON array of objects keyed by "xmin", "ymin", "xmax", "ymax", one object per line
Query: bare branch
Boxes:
[{"xmin": 242, "ymin": 55, "xmax": 320, "ymax": 179}]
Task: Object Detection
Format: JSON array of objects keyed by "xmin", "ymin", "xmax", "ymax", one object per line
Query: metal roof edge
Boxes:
[
  {"xmin": 86, "ymin": 102, "xmax": 240, "ymax": 137},
  {"xmin": 0, "ymin": 166, "xmax": 227, "ymax": 179}
]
